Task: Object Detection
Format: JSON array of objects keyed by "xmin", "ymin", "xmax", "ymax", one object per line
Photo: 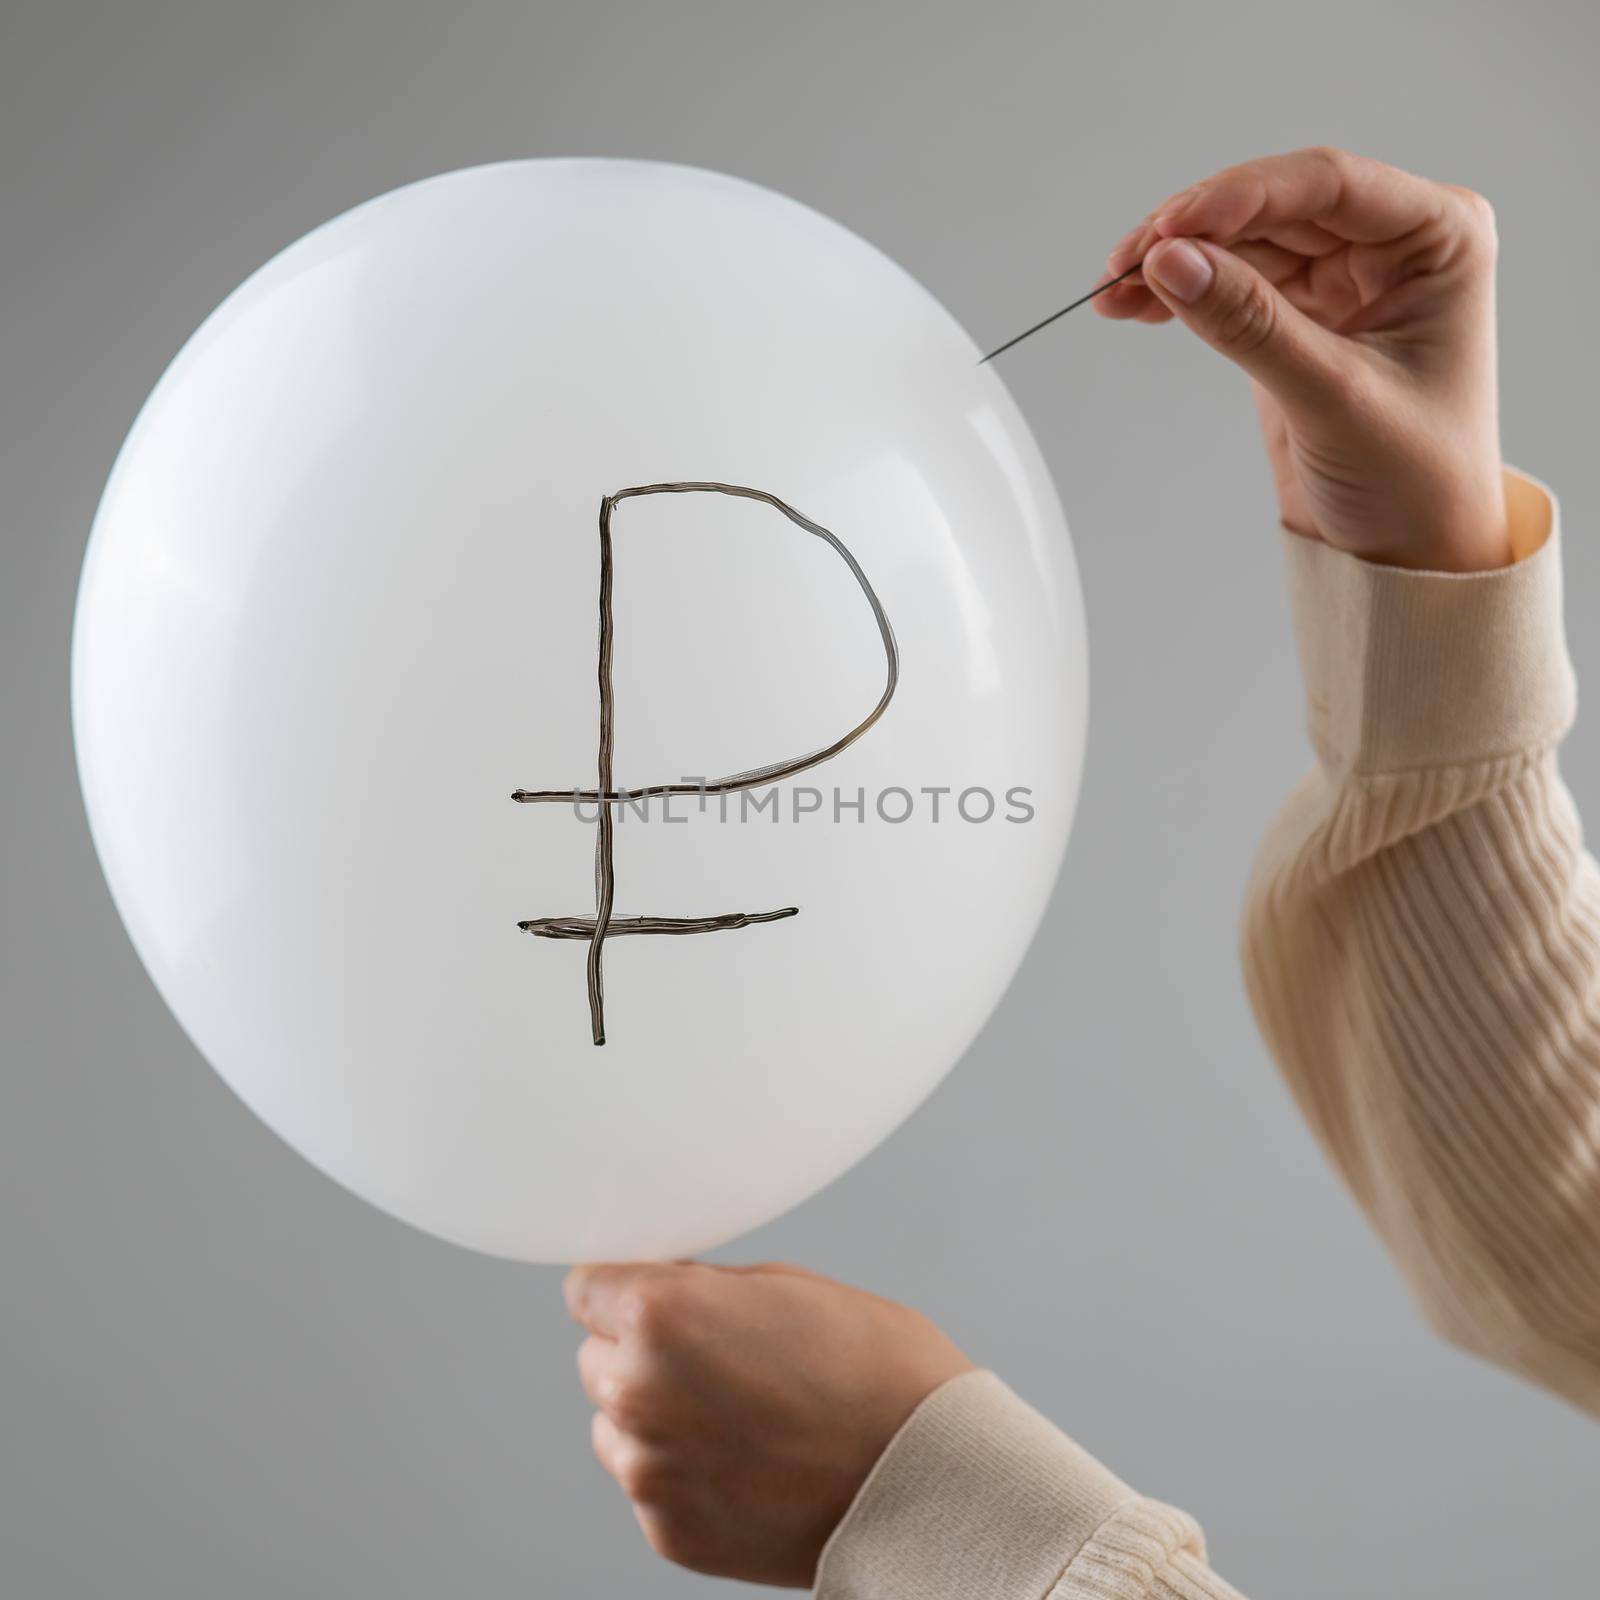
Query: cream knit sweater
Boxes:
[{"xmin": 815, "ymin": 471, "xmax": 1600, "ymax": 1600}]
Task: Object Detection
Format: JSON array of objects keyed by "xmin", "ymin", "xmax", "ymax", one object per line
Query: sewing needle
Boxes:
[{"xmin": 977, "ymin": 261, "xmax": 1143, "ymax": 365}]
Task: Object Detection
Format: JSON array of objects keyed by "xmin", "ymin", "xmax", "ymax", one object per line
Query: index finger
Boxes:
[{"xmin": 1110, "ymin": 147, "xmax": 1451, "ymax": 270}]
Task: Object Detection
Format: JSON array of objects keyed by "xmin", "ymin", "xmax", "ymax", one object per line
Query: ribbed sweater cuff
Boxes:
[
  {"xmin": 814, "ymin": 1370, "xmax": 1138, "ymax": 1599},
  {"xmin": 1284, "ymin": 468, "xmax": 1574, "ymax": 777}
]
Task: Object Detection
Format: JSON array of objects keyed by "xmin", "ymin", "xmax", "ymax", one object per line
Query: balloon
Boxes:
[{"xmin": 72, "ymin": 159, "xmax": 1087, "ymax": 1262}]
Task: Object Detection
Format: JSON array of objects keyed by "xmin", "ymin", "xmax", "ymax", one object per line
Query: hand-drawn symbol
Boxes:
[{"xmin": 513, "ymin": 481, "xmax": 899, "ymax": 1046}]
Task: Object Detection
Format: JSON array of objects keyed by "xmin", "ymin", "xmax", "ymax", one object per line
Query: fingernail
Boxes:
[{"xmin": 1145, "ymin": 238, "xmax": 1213, "ymax": 304}]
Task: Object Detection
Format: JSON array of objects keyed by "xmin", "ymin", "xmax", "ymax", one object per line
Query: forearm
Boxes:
[{"xmin": 1242, "ymin": 471, "xmax": 1600, "ymax": 1414}]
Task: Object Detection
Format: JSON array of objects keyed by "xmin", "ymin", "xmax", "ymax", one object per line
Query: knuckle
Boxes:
[
  {"xmin": 617, "ymin": 1445, "xmax": 674, "ymax": 1505},
  {"xmin": 1159, "ymin": 179, "xmax": 1205, "ymax": 216},
  {"xmin": 750, "ymin": 1258, "xmax": 803, "ymax": 1277},
  {"xmin": 640, "ymin": 1512, "xmax": 708, "ymax": 1572},
  {"xmin": 562, "ymin": 1265, "xmax": 588, "ymax": 1319},
  {"xmin": 1212, "ymin": 278, "xmax": 1279, "ymax": 356},
  {"xmin": 1450, "ymin": 185, "xmax": 1499, "ymax": 253},
  {"xmin": 590, "ymin": 1409, "xmax": 617, "ymax": 1469},
  {"xmin": 594, "ymin": 1417, "xmax": 648, "ymax": 1493},
  {"xmin": 1300, "ymin": 143, "xmax": 1350, "ymax": 178},
  {"xmin": 601, "ymin": 1373, "xmax": 654, "ymax": 1432},
  {"xmin": 619, "ymin": 1282, "xmax": 675, "ymax": 1343}
]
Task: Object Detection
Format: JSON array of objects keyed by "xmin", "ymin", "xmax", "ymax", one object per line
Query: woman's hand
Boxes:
[
  {"xmin": 565, "ymin": 1259, "xmax": 973, "ymax": 1586},
  {"xmin": 1096, "ymin": 146, "xmax": 1511, "ymax": 572}
]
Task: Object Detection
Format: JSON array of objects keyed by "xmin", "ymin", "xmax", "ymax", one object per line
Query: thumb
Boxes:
[{"xmin": 1140, "ymin": 236, "xmax": 1346, "ymax": 408}]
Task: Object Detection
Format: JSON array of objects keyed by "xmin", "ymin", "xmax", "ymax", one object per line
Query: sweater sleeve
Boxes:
[
  {"xmin": 814, "ymin": 1370, "xmax": 1242, "ymax": 1600},
  {"xmin": 816, "ymin": 471, "xmax": 1600, "ymax": 1600},
  {"xmin": 1241, "ymin": 468, "xmax": 1600, "ymax": 1415}
]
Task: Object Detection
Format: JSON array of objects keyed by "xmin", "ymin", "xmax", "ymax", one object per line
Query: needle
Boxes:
[{"xmin": 977, "ymin": 261, "xmax": 1143, "ymax": 365}]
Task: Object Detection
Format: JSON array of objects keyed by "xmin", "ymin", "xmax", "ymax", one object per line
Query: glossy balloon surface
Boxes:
[{"xmin": 73, "ymin": 160, "xmax": 1086, "ymax": 1261}]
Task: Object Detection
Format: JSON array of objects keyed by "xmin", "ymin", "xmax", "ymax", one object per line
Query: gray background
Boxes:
[{"xmin": 4, "ymin": 1, "xmax": 1598, "ymax": 1594}]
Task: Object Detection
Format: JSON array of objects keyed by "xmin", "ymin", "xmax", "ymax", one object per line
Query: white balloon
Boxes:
[{"xmin": 72, "ymin": 160, "xmax": 1087, "ymax": 1262}]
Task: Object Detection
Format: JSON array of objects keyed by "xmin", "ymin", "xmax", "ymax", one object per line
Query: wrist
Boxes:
[
  {"xmin": 1330, "ymin": 466, "xmax": 1512, "ymax": 574},
  {"xmin": 1410, "ymin": 469, "xmax": 1512, "ymax": 573}
]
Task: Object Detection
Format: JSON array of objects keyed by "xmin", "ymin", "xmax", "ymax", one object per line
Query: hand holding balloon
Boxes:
[
  {"xmin": 1097, "ymin": 146, "xmax": 1511, "ymax": 573},
  {"xmin": 566, "ymin": 1259, "xmax": 972, "ymax": 1586}
]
